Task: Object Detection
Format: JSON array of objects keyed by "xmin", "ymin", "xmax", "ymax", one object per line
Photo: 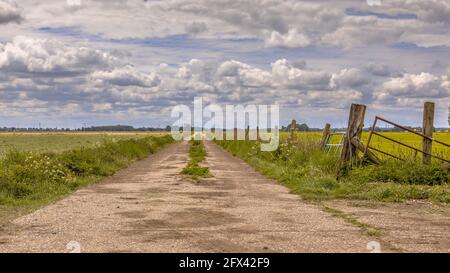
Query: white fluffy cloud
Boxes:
[
  {"xmin": 91, "ymin": 66, "xmax": 161, "ymax": 87},
  {"xmin": 0, "ymin": 0, "xmax": 22, "ymax": 24},
  {"xmin": 373, "ymin": 72, "xmax": 450, "ymax": 111},
  {"xmin": 330, "ymin": 68, "xmax": 370, "ymax": 90},
  {"xmin": 216, "ymin": 60, "xmax": 272, "ymax": 88},
  {"xmin": 0, "ymin": 36, "xmax": 118, "ymax": 73},
  {"xmin": 0, "ymin": 32, "xmax": 449, "ymax": 126},
  {"xmin": 3, "ymin": 0, "xmax": 448, "ymax": 49},
  {"xmin": 271, "ymin": 59, "xmax": 331, "ymax": 90},
  {"xmin": 3, "ymin": 35, "xmax": 445, "ymax": 117},
  {"xmin": 379, "ymin": 72, "xmax": 450, "ymax": 98}
]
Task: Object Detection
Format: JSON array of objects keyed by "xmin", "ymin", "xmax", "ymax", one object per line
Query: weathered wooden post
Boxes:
[
  {"xmin": 320, "ymin": 123, "xmax": 331, "ymax": 148},
  {"xmin": 245, "ymin": 125, "xmax": 250, "ymax": 141},
  {"xmin": 290, "ymin": 119, "xmax": 297, "ymax": 143},
  {"xmin": 337, "ymin": 104, "xmax": 367, "ymax": 177},
  {"xmin": 422, "ymin": 102, "xmax": 435, "ymax": 165},
  {"xmin": 234, "ymin": 128, "xmax": 238, "ymax": 141}
]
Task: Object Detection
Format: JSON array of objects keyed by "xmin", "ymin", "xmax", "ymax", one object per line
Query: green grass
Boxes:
[
  {"xmin": 321, "ymin": 205, "xmax": 384, "ymax": 237},
  {"xmin": 0, "ymin": 132, "xmax": 166, "ymax": 156},
  {"xmin": 216, "ymin": 140, "xmax": 449, "ymax": 203},
  {"xmin": 0, "ymin": 135, "xmax": 174, "ymax": 207},
  {"xmin": 182, "ymin": 140, "xmax": 212, "ymax": 180}
]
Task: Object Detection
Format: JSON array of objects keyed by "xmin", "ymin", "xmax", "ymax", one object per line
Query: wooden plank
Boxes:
[
  {"xmin": 422, "ymin": 102, "xmax": 434, "ymax": 165},
  {"xmin": 350, "ymin": 138, "xmax": 381, "ymax": 165},
  {"xmin": 337, "ymin": 104, "xmax": 367, "ymax": 177},
  {"xmin": 320, "ymin": 123, "xmax": 331, "ymax": 148},
  {"xmin": 290, "ymin": 119, "xmax": 297, "ymax": 143}
]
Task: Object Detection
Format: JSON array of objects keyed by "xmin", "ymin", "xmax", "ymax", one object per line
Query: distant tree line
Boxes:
[
  {"xmin": 0, "ymin": 127, "xmax": 72, "ymax": 132},
  {"xmin": 0, "ymin": 123, "xmax": 448, "ymax": 133},
  {"xmin": 82, "ymin": 125, "xmax": 171, "ymax": 132},
  {"xmin": 282, "ymin": 123, "xmax": 320, "ymax": 132},
  {"xmin": 0, "ymin": 125, "xmax": 172, "ymax": 132}
]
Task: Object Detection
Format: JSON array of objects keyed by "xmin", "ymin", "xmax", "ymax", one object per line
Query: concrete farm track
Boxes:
[{"xmin": 0, "ymin": 141, "xmax": 448, "ymax": 252}]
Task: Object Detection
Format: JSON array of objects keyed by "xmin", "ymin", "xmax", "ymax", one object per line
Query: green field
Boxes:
[
  {"xmin": 361, "ymin": 132, "xmax": 450, "ymax": 161},
  {"xmin": 3, "ymin": 131, "xmax": 448, "ymax": 162},
  {"xmin": 0, "ymin": 132, "xmax": 167, "ymax": 155},
  {"xmin": 282, "ymin": 131, "xmax": 450, "ymax": 162}
]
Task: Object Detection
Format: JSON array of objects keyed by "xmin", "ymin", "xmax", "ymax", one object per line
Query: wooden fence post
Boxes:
[
  {"xmin": 290, "ymin": 119, "xmax": 297, "ymax": 143},
  {"xmin": 320, "ymin": 123, "xmax": 331, "ymax": 148},
  {"xmin": 245, "ymin": 125, "xmax": 250, "ymax": 141},
  {"xmin": 422, "ymin": 102, "xmax": 435, "ymax": 165},
  {"xmin": 337, "ymin": 104, "xmax": 367, "ymax": 177}
]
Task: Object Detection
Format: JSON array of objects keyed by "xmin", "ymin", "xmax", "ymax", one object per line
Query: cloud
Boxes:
[
  {"xmin": 330, "ymin": 68, "xmax": 370, "ymax": 89},
  {"xmin": 364, "ymin": 63, "xmax": 399, "ymax": 77},
  {"xmin": 389, "ymin": 0, "xmax": 450, "ymax": 25},
  {"xmin": 184, "ymin": 21, "xmax": 207, "ymax": 35},
  {"xmin": 165, "ymin": 58, "xmax": 369, "ymax": 108},
  {"xmin": 1, "ymin": 33, "xmax": 449, "ymax": 126},
  {"xmin": 0, "ymin": 1, "xmax": 23, "ymax": 24},
  {"xmin": 379, "ymin": 72, "xmax": 450, "ymax": 98},
  {"xmin": 3, "ymin": 0, "xmax": 445, "ymax": 50},
  {"xmin": 216, "ymin": 60, "xmax": 272, "ymax": 88},
  {"xmin": 374, "ymin": 72, "xmax": 450, "ymax": 109},
  {"xmin": 271, "ymin": 59, "xmax": 331, "ymax": 90},
  {"xmin": 90, "ymin": 66, "xmax": 161, "ymax": 87},
  {"xmin": 265, "ymin": 29, "xmax": 311, "ymax": 48},
  {"xmin": 0, "ymin": 36, "xmax": 118, "ymax": 74}
]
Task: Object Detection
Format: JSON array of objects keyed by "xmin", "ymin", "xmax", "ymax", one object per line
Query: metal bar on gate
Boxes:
[
  {"xmin": 364, "ymin": 117, "xmax": 378, "ymax": 159},
  {"xmin": 367, "ymin": 146, "xmax": 405, "ymax": 161},
  {"xmin": 371, "ymin": 131, "xmax": 449, "ymax": 163},
  {"xmin": 376, "ymin": 116, "xmax": 450, "ymax": 148},
  {"xmin": 324, "ymin": 132, "xmax": 346, "ymax": 156},
  {"xmin": 364, "ymin": 116, "xmax": 450, "ymax": 163}
]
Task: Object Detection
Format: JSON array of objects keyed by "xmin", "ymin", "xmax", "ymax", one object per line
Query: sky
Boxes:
[{"xmin": 0, "ymin": 0, "xmax": 450, "ymax": 129}]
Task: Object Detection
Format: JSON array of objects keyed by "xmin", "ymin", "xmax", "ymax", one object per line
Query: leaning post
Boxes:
[
  {"xmin": 337, "ymin": 104, "xmax": 367, "ymax": 177},
  {"xmin": 320, "ymin": 123, "xmax": 331, "ymax": 148}
]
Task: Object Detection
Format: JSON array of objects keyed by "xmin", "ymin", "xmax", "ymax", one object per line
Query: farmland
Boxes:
[
  {"xmin": 283, "ymin": 131, "xmax": 450, "ymax": 161},
  {"xmin": 2, "ymin": 131, "xmax": 448, "ymax": 158},
  {"xmin": 0, "ymin": 132, "xmax": 167, "ymax": 155}
]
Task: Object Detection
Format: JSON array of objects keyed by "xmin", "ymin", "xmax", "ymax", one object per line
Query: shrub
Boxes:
[{"xmin": 182, "ymin": 140, "xmax": 212, "ymax": 180}]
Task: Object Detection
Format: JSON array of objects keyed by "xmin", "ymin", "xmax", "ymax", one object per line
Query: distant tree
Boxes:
[
  {"xmin": 298, "ymin": 123, "xmax": 309, "ymax": 132},
  {"xmin": 286, "ymin": 123, "xmax": 310, "ymax": 132}
]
